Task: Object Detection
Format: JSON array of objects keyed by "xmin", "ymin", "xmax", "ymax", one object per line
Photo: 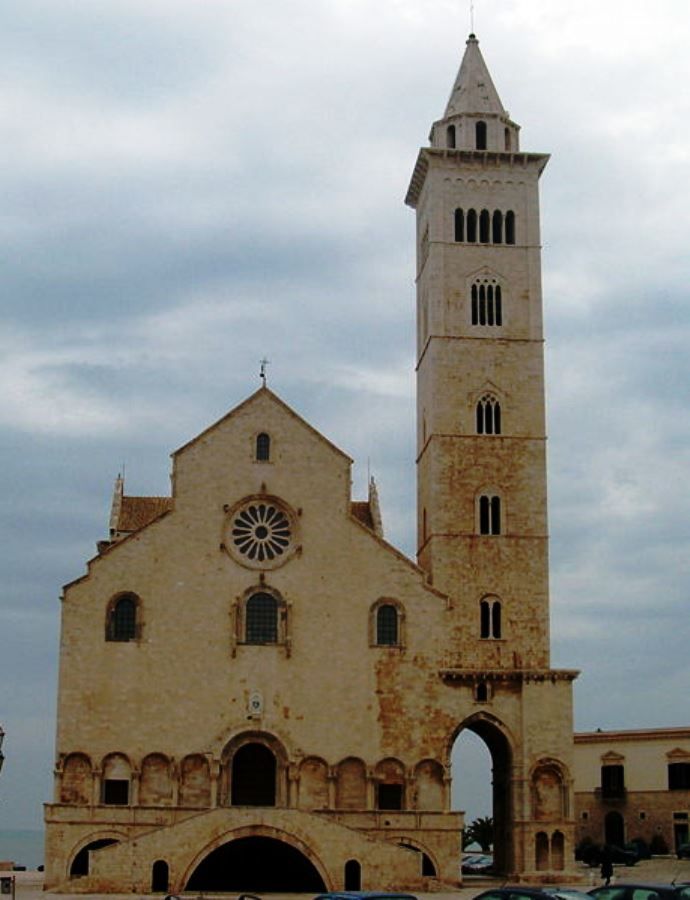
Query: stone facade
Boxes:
[
  {"xmin": 44, "ymin": 34, "xmax": 579, "ymax": 894},
  {"xmin": 574, "ymin": 728, "xmax": 690, "ymax": 854}
]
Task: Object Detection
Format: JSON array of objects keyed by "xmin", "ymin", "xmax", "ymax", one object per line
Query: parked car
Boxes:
[
  {"xmin": 580, "ymin": 843, "xmax": 639, "ymax": 867},
  {"xmin": 472, "ymin": 888, "xmax": 591, "ymax": 900},
  {"xmin": 677, "ymin": 843, "xmax": 690, "ymax": 859},
  {"xmin": 588, "ymin": 883, "xmax": 690, "ymax": 900},
  {"xmin": 461, "ymin": 853, "xmax": 494, "ymax": 875},
  {"xmin": 314, "ymin": 894, "xmax": 418, "ymax": 900},
  {"xmin": 552, "ymin": 892, "xmax": 598, "ymax": 900}
]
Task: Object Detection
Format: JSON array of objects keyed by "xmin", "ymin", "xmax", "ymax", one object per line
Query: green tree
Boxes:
[{"xmin": 463, "ymin": 816, "xmax": 494, "ymax": 852}]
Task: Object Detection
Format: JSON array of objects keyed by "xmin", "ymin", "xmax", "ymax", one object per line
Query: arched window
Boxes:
[
  {"xmin": 475, "ymin": 120, "xmax": 487, "ymax": 150},
  {"xmin": 256, "ymin": 432, "xmax": 270, "ymax": 461},
  {"xmin": 504, "ymin": 127, "xmax": 511, "ymax": 151},
  {"xmin": 376, "ymin": 604, "xmax": 399, "ymax": 646},
  {"xmin": 493, "ymin": 284, "xmax": 503, "ymax": 325},
  {"xmin": 476, "ymin": 681, "xmax": 489, "ymax": 702},
  {"xmin": 344, "ymin": 860, "xmax": 361, "ymax": 891},
  {"xmin": 151, "ymin": 860, "xmax": 169, "ymax": 893},
  {"xmin": 139, "ymin": 753, "xmax": 172, "ymax": 806},
  {"xmin": 106, "ymin": 594, "xmax": 138, "ymax": 642},
  {"xmin": 492, "ymin": 210, "xmax": 503, "ymax": 243},
  {"xmin": 479, "ymin": 495, "xmax": 501, "ymax": 535},
  {"xmin": 454, "ymin": 208, "xmax": 464, "ymax": 242},
  {"xmin": 551, "ymin": 831, "xmax": 565, "ymax": 870},
  {"xmin": 375, "ymin": 758, "xmax": 405, "ymax": 810},
  {"xmin": 476, "ymin": 395, "xmax": 501, "ymax": 435},
  {"xmin": 179, "ymin": 754, "xmax": 211, "ymax": 807},
  {"xmin": 336, "ymin": 757, "xmax": 367, "ymax": 809},
  {"xmin": 466, "ymin": 208, "xmax": 477, "ymax": 243},
  {"xmin": 471, "ymin": 280, "xmax": 502, "ymax": 327},
  {"xmin": 446, "ymin": 124, "xmax": 456, "ymax": 149},
  {"xmin": 480, "ymin": 596, "xmax": 502, "ymax": 639},
  {"xmin": 60, "ymin": 753, "xmax": 92, "ymax": 805},
  {"xmin": 245, "ymin": 592, "xmax": 278, "ymax": 644},
  {"xmin": 506, "ymin": 210, "xmax": 516, "ymax": 244},
  {"xmin": 536, "ymin": 831, "xmax": 549, "ymax": 870},
  {"xmin": 102, "ymin": 753, "xmax": 131, "ymax": 805},
  {"xmin": 479, "ymin": 209, "xmax": 490, "ymax": 243}
]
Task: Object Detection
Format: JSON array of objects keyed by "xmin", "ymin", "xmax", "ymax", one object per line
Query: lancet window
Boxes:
[
  {"xmin": 454, "ymin": 209, "xmax": 516, "ymax": 246},
  {"xmin": 479, "ymin": 494, "xmax": 501, "ymax": 535},
  {"xmin": 476, "ymin": 394, "xmax": 501, "ymax": 435},
  {"xmin": 471, "ymin": 280, "xmax": 502, "ymax": 326}
]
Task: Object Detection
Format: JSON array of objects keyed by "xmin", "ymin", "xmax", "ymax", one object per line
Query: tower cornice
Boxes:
[
  {"xmin": 405, "ymin": 147, "xmax": 550, "ymax": 208},
  {"xmin": 440, "ymin": 668, "xmax": 579, "ymax": 684}
]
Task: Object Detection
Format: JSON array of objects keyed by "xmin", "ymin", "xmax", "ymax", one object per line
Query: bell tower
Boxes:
[{"xmin": 406, "ymin": 34, "xmax": 551, "ymax": 669}]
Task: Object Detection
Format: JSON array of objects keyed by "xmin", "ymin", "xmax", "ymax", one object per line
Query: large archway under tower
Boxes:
[{"xmin": 451, "ymin": 714, "xmax": 513, "ymax": 875}]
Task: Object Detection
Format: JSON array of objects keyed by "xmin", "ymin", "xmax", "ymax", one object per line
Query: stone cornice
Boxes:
[
  {"xmin": 405, "ymin": 147, "xmax": 550, "ymax": 208},
  {"xmin": 574, "ymin": 727, "xmax": 690, "ymax": 744},
  {"xmin": 440, "ymin": 668, "xmax": 579, "ymax": 684}
]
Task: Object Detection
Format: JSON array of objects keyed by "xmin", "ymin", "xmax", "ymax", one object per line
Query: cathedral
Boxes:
[{"xmin": 44, "ymin": 34, "xmax": 579, "ymax": 893}]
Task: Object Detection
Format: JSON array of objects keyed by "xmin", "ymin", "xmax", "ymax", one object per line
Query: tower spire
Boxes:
[
  {"xmin": 428, "ymin": 34, "xmax": 521, "ymax": 153},
  {"xmin": 444, "ymin": 33, "xmax": 506, "ymax": 119}
]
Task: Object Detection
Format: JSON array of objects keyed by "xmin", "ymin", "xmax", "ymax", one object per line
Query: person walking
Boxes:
[{"xmin": 600, "ymin": 845, "xmax": 614, "ymax": 886}]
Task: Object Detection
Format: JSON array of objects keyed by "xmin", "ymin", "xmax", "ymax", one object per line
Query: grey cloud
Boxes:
[{"xmin": 2, "ymin": 0, "xmax": 690, "ymax": 836}]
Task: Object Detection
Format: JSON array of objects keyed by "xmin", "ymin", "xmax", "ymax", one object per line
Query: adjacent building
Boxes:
[{"xmin": 574, "ymin": 728, "xmax": 690, "ymax": 854}]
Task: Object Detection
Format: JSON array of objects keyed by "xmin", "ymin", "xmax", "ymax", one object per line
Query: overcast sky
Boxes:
[{"xmin": 1, "ymin": 0, "xmax": 689, "ymax": 837}]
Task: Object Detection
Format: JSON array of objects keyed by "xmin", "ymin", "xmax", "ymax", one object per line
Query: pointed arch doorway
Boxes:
[{"xmin": 451, "ymin": 715, "xmax": 513, "ymax": 874}]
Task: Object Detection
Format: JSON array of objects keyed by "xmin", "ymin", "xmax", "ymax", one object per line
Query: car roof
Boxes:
[
  {"xmin": 589, "ymin": 886, "xmax": 690, "ymax": 895},
  {"xmin": 590, "ymin": 885, "xmax": 685, "ymax": 889},
  {"xmin": 475, "ymin": 890, "xmax": 549, "ymax": 898},
  {"xmin": 314, "ymin": 894, "xmax": 418, "ymax": 900}
]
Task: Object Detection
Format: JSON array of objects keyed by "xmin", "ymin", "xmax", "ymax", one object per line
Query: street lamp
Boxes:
[{"xmin": 0, "ymin": 724, "xmax": 5, "ymax": 775}]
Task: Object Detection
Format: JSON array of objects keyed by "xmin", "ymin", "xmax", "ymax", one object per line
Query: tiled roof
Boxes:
[
  {"xmin": 116, "ymin": 496, "xmax": 172, "ymax": 533},
  {"xmin": 350, "ymin": 501, "xmax": 374, "ymax": 530}
]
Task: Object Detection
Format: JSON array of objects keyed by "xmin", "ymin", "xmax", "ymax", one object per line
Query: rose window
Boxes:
[{"xmin": 231, "ymin": 502, "xmax": 292, "ymax": 563}]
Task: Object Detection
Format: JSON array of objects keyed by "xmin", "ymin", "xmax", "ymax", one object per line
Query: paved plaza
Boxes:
[{"xmin": 8, "ymin": 857, "xmax": 690, "ymax": 900}]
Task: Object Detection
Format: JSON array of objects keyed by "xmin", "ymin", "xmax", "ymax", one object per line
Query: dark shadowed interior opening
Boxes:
[
  {"xmin": 69, "ymin": 839, "xmax": 118, "ymax": 877},
  {"xmin": 185, "ymin": 836, "xmax": 326, "ymax": 892},
  {"xmin": 231, "ymin": 742, "xmax": 276, "ymax": 806}
]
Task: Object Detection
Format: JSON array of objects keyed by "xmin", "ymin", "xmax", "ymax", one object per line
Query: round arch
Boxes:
[
  {"xmin": 182, "ymin": 826, "xmax": 330, "ymax": 893},
  {"xmin": 393, "ymin": 836, "xmax": 439, "ymax": 877},
  {"xmin": 67, "ymin": 831, "xmax": 127, "ymax": 879},
  {"xmin": 219, "ymin": 730, "xmax": 289, "ymax": 807},
  {"xmin": 450, "ymin": 712, "xmax": 515, "ymax": 874},
  {"xmin": 528, "ymin": 756, "xmax": 571, "ymax": 822}
]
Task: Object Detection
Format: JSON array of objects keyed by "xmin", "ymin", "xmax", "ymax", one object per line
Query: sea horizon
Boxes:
[{"xmin": 0, "ymin": 829, "xmax": 44, "ymax": 870}]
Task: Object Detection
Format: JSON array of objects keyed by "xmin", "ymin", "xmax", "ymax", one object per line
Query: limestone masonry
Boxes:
[{"xmin": 45, "ymin": 34, "xmax": 580, "ymax": 893}]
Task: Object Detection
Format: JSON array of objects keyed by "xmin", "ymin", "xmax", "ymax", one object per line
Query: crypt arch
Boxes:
[{"xmin": 183, "ymin": 824, "xmax": 329, "ymax": 893}]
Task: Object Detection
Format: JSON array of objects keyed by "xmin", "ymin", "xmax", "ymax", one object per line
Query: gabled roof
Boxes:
[{"xmin": 172, "ymin": 385, "xmax": 352, "ymax": 464}]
